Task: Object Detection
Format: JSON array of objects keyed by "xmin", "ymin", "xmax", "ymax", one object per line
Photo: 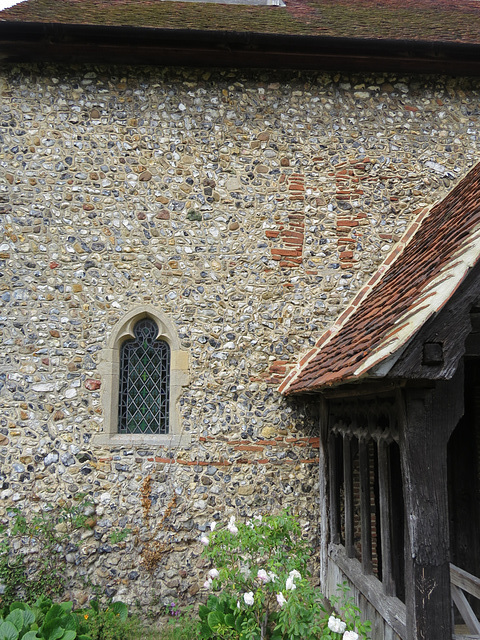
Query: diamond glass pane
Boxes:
[{"xmin": 118, "ymin": 318, "xmax": 170, "ymax": 434}]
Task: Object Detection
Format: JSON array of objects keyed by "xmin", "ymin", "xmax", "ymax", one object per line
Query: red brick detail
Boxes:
[
  {"xmin": 138, "ymin": 438, "xmax": 324, "ymax": 469},
  {"xmin": 271, "ymin": 248, "xmax": 302, "ymax": 257},
  {"xmin": 333, "ymin": 158, "xmax": 401, "ymax": 268},
  {"xmin": 265, "ymin": 174, "xmax": 305, "ymax": 269},
  {"xmin": 280, "ymin": 260, "xmax": 302, "ymax": 267},
  {"xmin": 85, "ymin": 379, "xmax": 101, "ymax": 391},
  {"xmin": 337, "ymin": 220, "xmax": 359, "ymax": 227}
]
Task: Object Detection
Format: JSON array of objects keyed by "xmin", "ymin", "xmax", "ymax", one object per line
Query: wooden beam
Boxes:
[
  {"xmin": 451, "ymin": 585, "xmax": 480, "ymax": 634},
  {"xmin": 318, "ymin": 396, "xmax": 329, "ymax": 590},
  {"xmin": 451, "ymin": 564, "xmax": 480, "ymax": 600},
  {"xmin": 359, "ymin": 439, "xmax": 373, "ymax": 574},
  {"xmin": 378, "ymin": 439, "xmax": 396, "ymax": 596},
  {"xmin": 330, "ymin": 544, "xmax": 407, "ymax": 639},
  {"xmin": 343, "ymin": 436, "xmax": 355, "ymax": 558},
  {"xmin": 398, "ymin": 368, "xmax": 464, "ymax": 640},
  {"xmin": 390, "ymin": 260, "xmax": 480, "ymax": 380},
  {"xmin": 329, "ymin": 434, "xmax": 341, "ymax": 545},
  {"xmin": 321, "ymin": 380, "xmax": 405, "ymax": 400}
]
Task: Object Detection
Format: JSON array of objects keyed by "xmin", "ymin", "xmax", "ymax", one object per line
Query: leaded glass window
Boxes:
[{"xmin": 118, "ymin": 318, "xmax": 170, "ymax": 434}]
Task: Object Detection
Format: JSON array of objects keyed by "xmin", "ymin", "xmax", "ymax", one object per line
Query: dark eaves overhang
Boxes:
[{"xmin": 2, "ymin": 21, "xmax": 480, "ymax": 74}]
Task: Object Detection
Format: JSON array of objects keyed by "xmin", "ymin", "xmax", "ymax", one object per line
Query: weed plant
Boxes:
[{"xmin": 0, "ymin": 498, "xmax": 93, "ymax": 606}]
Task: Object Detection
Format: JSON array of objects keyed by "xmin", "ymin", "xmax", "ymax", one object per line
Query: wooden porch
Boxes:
[
  {"xmin": 325, "ymin": 548, "xmax": 480, "ymax": 640},
  {"xmin": 279, "ymin": 166, "xmax": 480, "ymax": 640}
]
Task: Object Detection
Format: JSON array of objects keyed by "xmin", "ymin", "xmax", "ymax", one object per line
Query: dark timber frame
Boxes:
[{"xmin": 313, "ymin": 262, "xmax": 480, "ymax": 640}]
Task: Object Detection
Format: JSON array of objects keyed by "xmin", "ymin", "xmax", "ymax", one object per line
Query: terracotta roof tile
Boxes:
[
  {"xmin": 3, "ymin": 0, "xmax": 480, "ymax": 44},
  {"xmin": 280, "ymin": 163, "xmax": 480, "ymax": 395}
]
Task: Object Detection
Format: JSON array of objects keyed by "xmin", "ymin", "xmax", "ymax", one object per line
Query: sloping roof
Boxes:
[
  {"xmin": 280, "ymin": 163, "xmax": 480, "ymax": 395},
  {"xmin": 3, "ymin": 0, "xmax": 480, "ymax": 72},
  {"xmin": 1, "ymin": 0, "xmax": 480, "ymax": 43}
]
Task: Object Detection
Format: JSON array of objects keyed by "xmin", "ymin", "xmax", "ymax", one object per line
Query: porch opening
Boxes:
[{"xmin": 448, "ymin": 357, "xmax": 480, "ymax": 625}]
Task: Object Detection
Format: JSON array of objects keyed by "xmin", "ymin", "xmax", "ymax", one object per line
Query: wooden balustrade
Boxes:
[{"xmin": 451, "ymin": 563, "xmax": 480, "ymax": 639}]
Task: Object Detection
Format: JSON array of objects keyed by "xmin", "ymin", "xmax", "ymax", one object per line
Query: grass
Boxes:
[{"xmin": 154, "ymin": 615, "xmax": 201, "ymax": 640}]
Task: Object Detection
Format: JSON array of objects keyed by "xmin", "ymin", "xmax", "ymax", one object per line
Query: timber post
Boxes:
[
  {"xmin": 398, "ymin": 370, "xmax": 464, "ymax": 640},
  {"xmin": 318, "ymin": 396, "xmax": 330, "ymax": 590}
]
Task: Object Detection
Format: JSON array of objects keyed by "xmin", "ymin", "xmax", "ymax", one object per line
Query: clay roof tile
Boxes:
[
  {"xmin": 2, "ymin": 0, "xmax": 480, "ymax": 44},
  {"xmin": 280, "ymin": 162, "xmax": 480, "ymax": 395}
]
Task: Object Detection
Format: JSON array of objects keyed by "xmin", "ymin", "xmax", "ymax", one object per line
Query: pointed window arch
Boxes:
[
  {"xmin": 119, "ymin": 317, "xmax": 170, "ymax": 435},
  {"xmin": 94, "ymin": 306, "xmax": 190, "ymax": 446}
]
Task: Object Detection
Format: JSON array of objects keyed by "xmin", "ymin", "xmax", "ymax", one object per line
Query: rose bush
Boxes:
[{"xmin": 197, "ymin": 510, "xmax": 370, "ymax": 640}]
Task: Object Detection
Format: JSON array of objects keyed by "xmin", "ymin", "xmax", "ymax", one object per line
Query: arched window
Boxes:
[
  {"xmin": 118, "ymin": 318, "xmax": 170, "ymax": 434},
  {"xmin": 95, "ymin": 306, "xmax": 190, "ymax": 446}
]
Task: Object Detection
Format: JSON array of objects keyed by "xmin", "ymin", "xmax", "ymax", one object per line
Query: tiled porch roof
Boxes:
[{"xmin": 280, "ymin": 163, "xmax": 480, "ymax": 395}]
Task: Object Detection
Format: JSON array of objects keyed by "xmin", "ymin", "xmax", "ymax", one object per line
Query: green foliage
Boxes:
[
  {"xmin": 0, "ymin": 499, "xmax": 92, "ymax": 607},
  {"xmin": 198, "ymin": 595, "xmax": 247, "ymax": 640},
  {"xmin": 327, "ymin": 584, "xmax": 371, "ymax": 640},
  {"xmin": 156, "ymin": 609, "xmax": 201, "ymax": 640},
  {"xmin": 0, "ymin": 528, "xmax": 26, "ymax": 609},
  {"xmin": 107, "ymin": 529, "xmax": 131, "ymax": 545},
  {"xmin": 0, "ymin": 598, "xmax": 91, "ymax": 640},
  {"xmin": 76, "ymin": 600, "xmax": 146, "ymax": 640},
  {"xmin": 201, "ymin": 511, "xmax": 322, "ymax": 640},
  {"xmin": 0, "ymin": 597, "xmax": 202, "ymax": 640},
  {"xmin": 200, "ymin": 511, "xmax": 370, "ymax": 640}
]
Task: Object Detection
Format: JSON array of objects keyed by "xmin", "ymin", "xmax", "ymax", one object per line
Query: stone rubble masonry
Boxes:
[{"xmin": 0, "ymin": 63, "xmax": 479, "ymax": 609}]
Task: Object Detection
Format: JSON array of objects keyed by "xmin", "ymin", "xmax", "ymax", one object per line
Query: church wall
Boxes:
[{"xmin": 1, "ymin": 63, "xmax": 479, "ymax": 608}]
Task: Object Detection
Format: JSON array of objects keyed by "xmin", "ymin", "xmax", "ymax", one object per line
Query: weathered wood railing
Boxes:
[{"xmin": 451, "ymin": 563, "xmax": 480, "ymax": 637}]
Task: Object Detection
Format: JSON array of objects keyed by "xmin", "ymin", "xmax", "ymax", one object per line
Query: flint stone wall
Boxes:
[{"xmin": 0, "ymin": 63, "xmax": 479, "ymax": 608}]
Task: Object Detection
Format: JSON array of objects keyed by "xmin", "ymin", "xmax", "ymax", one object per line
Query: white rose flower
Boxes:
[
  {"xmin": 240, "ymin": 565, "xmax": 251, "ymax": 578},
  {"xmin": 208, "ymin": 568, "xmax": 219, "ymax": 579},
  {"xmin": 268, "ymin": 571, "xmax": 278, "ymax": 582},
  {"xmin": 203, "ymin": 578, "xmax": 212, "ymax": 589},
  {"xmin": 276, "ymin": 592, "xmax": 287, "ymax": 607},
  {"xmin": 328, "ymin": 616, "xmax": 347, "ymax": 634},
  {"xmin": 285, "ymin": 576, "xmax": 296, "ymax": 591},
  {"xmin": 343, "ymin": 631, "xmax": 359, "ymax": 640},
  {"xmin": 200, "ymin": 536, "xmax": 209, "ymax": 546},
  {"xmin": 257, "ymin": 569, "xmax": 269, "ymax": 583},
  {"xmin": 243, "ymin": 592, "xmax": 254, "ymax": 606},
  {"xmin": 227, "ymin": 515, "xmax": 238, "ymax": 534},
  {"xmin": 288, "ymin": 569, "xmax": 301, "ymax": 580},
  {"xmin": 253, "ymin": 515, "xmax": 262, "ymax": 523}
]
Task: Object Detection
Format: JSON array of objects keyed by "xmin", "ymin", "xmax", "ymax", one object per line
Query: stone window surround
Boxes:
[{"xmin": 93, "ymin": 306, "xmax": 190, "ymax": 447}]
